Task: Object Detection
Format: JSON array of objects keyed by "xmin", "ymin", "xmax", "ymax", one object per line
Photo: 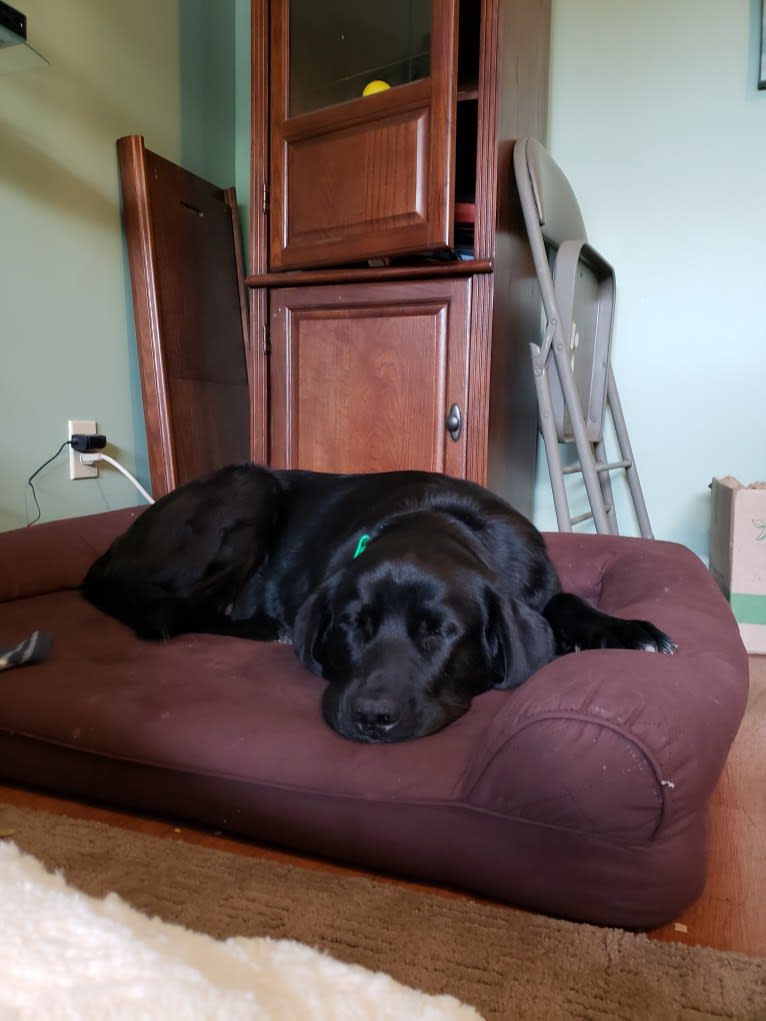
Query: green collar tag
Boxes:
[{"xmin": 353, "ymin": 533, "xmax": 371, "ymax": 559}]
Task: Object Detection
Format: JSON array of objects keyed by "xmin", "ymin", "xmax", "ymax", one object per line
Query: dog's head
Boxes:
[{"xmin": 292, "ymin": 531, "xmax": 554, "ymax": 743}]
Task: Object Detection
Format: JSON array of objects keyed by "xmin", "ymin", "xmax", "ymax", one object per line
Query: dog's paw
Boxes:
[
  {"xmin": 611, "ymin": 619, "xmax": 677, "ymax": 655},
  {"xmin": 538, "ymin": 594, "xmax": 677, "ymax": 657}
]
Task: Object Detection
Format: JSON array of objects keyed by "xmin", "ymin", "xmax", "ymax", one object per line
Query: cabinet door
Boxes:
[
  {"xmin": 269, "ymin": 278, "xmax": 470, "ymax": 475},
  {"xmin": 269, "ymin": 0, "xmax": 458, "ymax": 270}
]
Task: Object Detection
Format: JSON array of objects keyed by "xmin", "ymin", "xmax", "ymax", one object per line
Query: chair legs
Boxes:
[
  {"xmin": 514, "ymin": 136, "xmax": 654, "ymax": 539},
  {"xmin": 532, "ymin": 338, "xmax": 653, "ymax": 538},
  {"xmin": 605, "ymin": 369, "xmax": 654, "ymax": 538}
]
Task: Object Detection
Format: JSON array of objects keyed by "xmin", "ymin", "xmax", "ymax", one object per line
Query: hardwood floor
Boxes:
[
  {"xmin": 1, "ymin": 656, "xmax": 764, "ymax": 957},
  {"xmin": 648, "ymin": 653, "xmax": 766, "ymax": 956}
]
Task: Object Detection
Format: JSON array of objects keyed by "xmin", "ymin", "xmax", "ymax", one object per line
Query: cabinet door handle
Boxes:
[{"xmin": 445, "ymin": 403, "xmax": 462, "ymax": 442}]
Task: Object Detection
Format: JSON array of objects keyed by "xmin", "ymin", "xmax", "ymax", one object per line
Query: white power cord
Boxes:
[{"xmin": 80, "ymin": 453, "xmax": 155, "ymax": 504}]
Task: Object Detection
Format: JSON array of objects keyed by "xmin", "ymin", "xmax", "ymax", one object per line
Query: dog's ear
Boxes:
[
  {"xmin": 484, "ymin": 589, "xmax": 556, "ymax": 689},
  {"xmin": 292, "ymin": 581, "xmax": 335, "ymax": 676}
]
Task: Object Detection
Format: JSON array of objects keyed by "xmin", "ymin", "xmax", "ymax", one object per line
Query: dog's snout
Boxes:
[{"xmin": 351, "ymin": 694, "xmax": 401, "ymax": 737}]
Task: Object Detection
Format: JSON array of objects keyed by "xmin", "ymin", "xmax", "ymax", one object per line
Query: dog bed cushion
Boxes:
[{"xmin": 0, "ymin": 508, "xmax": 749, "ymax": 928}]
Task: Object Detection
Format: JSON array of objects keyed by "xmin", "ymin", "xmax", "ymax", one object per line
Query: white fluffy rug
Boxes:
[{"xmin": 0, "ymin": 841, "xmax": 482, "ymax": 1020}]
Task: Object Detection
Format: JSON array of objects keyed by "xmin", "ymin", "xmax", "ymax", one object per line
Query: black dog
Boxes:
[{"xmin": 83, "ymin": 465, "xmax": 674, "ymax": 743}]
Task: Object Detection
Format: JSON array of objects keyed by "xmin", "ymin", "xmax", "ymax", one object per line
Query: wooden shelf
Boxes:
[{"xmin": 246, "ymin": 257, "xmax": 491, "ymax": 290}]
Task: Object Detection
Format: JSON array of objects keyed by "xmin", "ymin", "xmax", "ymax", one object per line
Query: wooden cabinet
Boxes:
[
  {"xmin": 248, "ymin": 0, "xmax": 551, "ymax": 517},
  {"xmin": 269, "ymin": 278, "xmax": 470, "ymax": 475}
]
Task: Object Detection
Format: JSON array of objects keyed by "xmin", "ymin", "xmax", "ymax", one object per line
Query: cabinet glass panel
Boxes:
[{"xmin": 288, "ymin": 0, "xmax": 432, "ymax": 117}]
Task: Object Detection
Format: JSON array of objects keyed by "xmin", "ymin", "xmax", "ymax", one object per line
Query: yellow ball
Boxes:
[{"xmin": 362, "ymin": 79, "xmax": 391, "ymax": 97}]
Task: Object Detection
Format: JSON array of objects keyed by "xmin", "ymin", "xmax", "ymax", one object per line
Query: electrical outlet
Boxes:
[{"xmin": 68, "ymin": 420, "xmax": 99, "ymax": 480}]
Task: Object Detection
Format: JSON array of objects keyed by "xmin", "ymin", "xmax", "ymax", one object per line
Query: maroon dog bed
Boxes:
[{"xmin": 0, "ymin": 508, "xmax": 748, "ymax": 928}]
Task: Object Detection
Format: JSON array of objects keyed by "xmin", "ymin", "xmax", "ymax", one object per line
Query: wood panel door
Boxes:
[
  {"xmin": 268, "ymin": 0, "xmax": 458, "ymax": 269},
  {"xmin": 117, "ymin": 136, "xmax": 251, "ymax": 498},
  {"xmin": 269, "ymin": 278, "xmax": 471, "ymax": 475}
]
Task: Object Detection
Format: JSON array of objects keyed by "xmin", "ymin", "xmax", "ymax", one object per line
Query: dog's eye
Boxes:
[
  {"xmin": 415, "ymin": 616, "xmax": 444, "ymax": 647},
  {"xmin": 343, "ymin": 607, "xmax": 376, "ymax": 640},
  {"xmin": 414, "ymin": 615, "xmax": 460, "ymax": 650}
]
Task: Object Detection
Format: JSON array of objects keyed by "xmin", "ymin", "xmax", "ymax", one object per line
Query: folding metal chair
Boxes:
[{"xmin": 513, "ymin": 137, "xmax": 653, "ymax": 537}]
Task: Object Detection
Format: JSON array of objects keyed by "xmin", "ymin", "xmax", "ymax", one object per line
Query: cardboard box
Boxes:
[{"xmin": 709, "ymin": 476, "xmax": 766, "ymax": 653}]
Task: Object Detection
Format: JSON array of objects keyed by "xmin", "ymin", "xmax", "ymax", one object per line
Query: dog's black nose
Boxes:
[{"xmin": 351, "ymin": 695, "xmax": 401, "ymax": 738}]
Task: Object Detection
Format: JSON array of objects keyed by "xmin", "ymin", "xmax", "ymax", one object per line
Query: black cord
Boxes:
[{"xmin": 26, "ymin": 441, "xmax": 72, "ymax": 526}]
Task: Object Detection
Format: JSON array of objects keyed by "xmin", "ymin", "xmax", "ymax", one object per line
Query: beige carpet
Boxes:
[{"xmin": 1, "ymin": 803, "xmax": 764, "ymax": 1021}]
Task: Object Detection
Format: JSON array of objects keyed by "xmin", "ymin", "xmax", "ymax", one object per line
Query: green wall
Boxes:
[
  {"xmin": 0, "ymin": 0, "xmax": 236, "ymax": 531},
  {"xmin": 234, "ymin": 0, "xmax": 251, "ymax": 259},
  {"xmin": 543, "ymin": 0, "xmax": 766, "ymax": 556},
  {"xmin": 180, "ymin": 0, "xmax": 236, "ymax": 187}
]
